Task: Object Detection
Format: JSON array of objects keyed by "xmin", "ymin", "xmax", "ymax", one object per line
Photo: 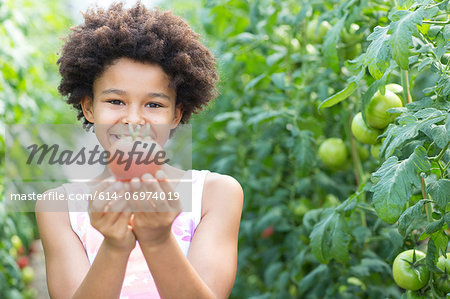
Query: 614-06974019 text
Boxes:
[{"xmin": 8, "ymin": 191, "xmax": 180, "ymax": 202}]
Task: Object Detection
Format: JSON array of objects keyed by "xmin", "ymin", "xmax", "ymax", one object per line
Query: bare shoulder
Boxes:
[{"xmin": 201, "ymin": 172, "xmax": 244, "ymax": 217}]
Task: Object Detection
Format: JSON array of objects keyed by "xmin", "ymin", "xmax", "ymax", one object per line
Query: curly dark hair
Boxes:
[{"xmin": 57, "ymin": 2, "xmax": 218, "ymax": 126}]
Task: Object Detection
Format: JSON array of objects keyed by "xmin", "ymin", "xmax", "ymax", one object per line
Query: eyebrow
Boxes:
[{"xmin": 101, "ymin": 88, "xmax": 171, "ymax": 100}]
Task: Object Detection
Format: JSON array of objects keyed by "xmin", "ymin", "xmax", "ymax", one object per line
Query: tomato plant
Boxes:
[
  {"xmin": 186, "ymin": 0, "xmax": 450, "ymax": 297},
  {"xmin": 184, "ymin": 0, "xmax": 450, "ymax": 297},
  {"xmin": 393, "ymin": 250, "xmax": 430, "ymax": 291},
  {"xmin": 1, "ymin": 0, "xmax": 72, "ymax": 296}
]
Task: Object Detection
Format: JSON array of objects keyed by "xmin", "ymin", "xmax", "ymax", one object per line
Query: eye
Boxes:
[
  {"xmin": 145, "ymin": 102, "xmax": 162, "ymax": 108},
  {"xmin": 107, "ymin": 99, "xmax": 124, "ymax": 105}
]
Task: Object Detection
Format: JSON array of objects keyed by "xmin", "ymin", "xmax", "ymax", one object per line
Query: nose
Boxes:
[{"xmin": 122, "ymin": 105, "xmax": 145, "ymax": 125}]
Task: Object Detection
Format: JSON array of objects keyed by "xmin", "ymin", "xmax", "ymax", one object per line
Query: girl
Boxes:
[{"xmin": 36, "ymin": 2, "xmax": 243, "ymax": 298}]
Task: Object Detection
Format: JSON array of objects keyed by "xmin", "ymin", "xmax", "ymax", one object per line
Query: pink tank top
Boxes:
[{"xmin": 65, "ymin": 170, "xmax": 209, "ymax": 298}]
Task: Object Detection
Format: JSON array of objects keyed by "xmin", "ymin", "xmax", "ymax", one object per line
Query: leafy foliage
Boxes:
[
  {"xmin": 185, "ymin": 0, "xmax": 450, "ymax": 297},
  {"xmin": 0, "ymin": 0, "xmax": 73, "ymax": 297}
]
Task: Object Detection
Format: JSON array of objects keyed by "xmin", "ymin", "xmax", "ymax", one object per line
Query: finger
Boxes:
[
  {"xmin": 114, "ymin": 211, "xmax": 133, "ymax": 231},
  {"xmin": 141, "ymin": 173, "xmax": 163, "ymax": 212},
  {"xmin": 90, "ymin": 176, "xmax": 116, "ymax": 194},
  {"xmin": 155, "ymin": 170, "xmax": 181, "ymax": 211},
  {"xmin": 101, "ymin": 198, "xmax": 129, "ymax": 224},
  {"xmin": 127, "ymin": 177, "xmax": 142, "ymax": 211},
  {"xmin": 89, "ymin": 181, "xmax": 122, "ymax": 213}
]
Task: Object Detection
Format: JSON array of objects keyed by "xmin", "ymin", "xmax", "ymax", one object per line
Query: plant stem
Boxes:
[
  {"xmin": 349, "ymin": 117, "xmax": 361, "ymax": 188},
  {"xmin": 401, "ymin": 70, "xmax": 413, "ymax": 104},
  {"xmin": 421, "ymin": 177, "xmax": 433, "ymax": 222},
  {"xmin": 435, "ymin": 141, "xmax": 450, "ymax": 162},
  {"xmin": 428, "ymin": 0, "xmax": 449, "ymax": 9},
  {"xmin": 422, "ymin": 20, "xmax": 450, "ymax": 25}
]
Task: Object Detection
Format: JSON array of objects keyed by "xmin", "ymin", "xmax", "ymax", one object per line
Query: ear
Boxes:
[
  {"xmin": 80, "ymin": 96, "xmax": 95, "ymax": 123},
  {"xmin": 171, "ymin": 103, "xmax": 183, "ymax": 129}
]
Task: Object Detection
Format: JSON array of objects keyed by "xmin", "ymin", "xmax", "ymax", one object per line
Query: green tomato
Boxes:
[
  {"xmin": 318, "ymin": 138, "xmax": 348, "ymax": 169},
  {"xmin": 21, "ymin": 266, "xmax": 35, "ymax": 285},
  {"xmin": 338, "ymin": 43, "xmax": 362, "ymax": 61},
  {"xmin": 341, "ymin": 23, "xmax": 364, "ymax": 43},
  {"xmin": 393, "ymin": 250, "xmax": 430, "ymax": 291},
  {"xmin": 293, "ymin": 198, "xmax": 313, "ymax": 217},
  {"xmin": 9, "ymin": 247, "xmax": 18, "ymax": 259},
  {"xmin": 366, "ymin": 89, "xmax": 403, "ymax": 129},
  {"xmin": 306, "ymin": 19, "xmax": 331, "ymax": 44},
  {"xmin": 11, "ymin": 235, "xmax": 23, "ymax": 251},
  {"xmin": 434, "ymin": 253, "xmax": 450, "ymax": 294},
  {"xmin": 347, "ymin": 277, "xmax": 366, "ymax": 291},
  {"xmin": 357, "ymin": 143, "xmax": 369, "ymax": 161},
  {"xmin": 305, "ymin": 44, "xmax": 319, "ymax": 55},
  {"xmin": 370, "ymin": 143, "xmax": 382, "ymax": 160},
  {"xmin": 386, "ymin": 83, "xmax": 403, "ymax": 94},
  {"xmin": 351, "ymin": 113, "xmax": 381, "ymax": 145},
  {"xmin": 345, "ymin": 43, "xmax": 362, "ymax": 60},
  {"xmin": 324, "ymin": 194, "xmax": 340, "ymax": 207}
]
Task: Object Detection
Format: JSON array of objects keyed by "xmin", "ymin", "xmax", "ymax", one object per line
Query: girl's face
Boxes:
[{"xmin": 81, "ymin": 58, "xmax": 182, "ymax": 150}]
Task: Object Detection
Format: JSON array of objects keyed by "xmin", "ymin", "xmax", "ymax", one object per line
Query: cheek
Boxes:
[{"xmin": 93, "ymin": 125, "xmax": 111, "ymax": 149}]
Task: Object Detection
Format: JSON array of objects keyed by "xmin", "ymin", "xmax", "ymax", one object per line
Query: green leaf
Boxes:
[
  {"xmin": 365, "ymin": 26, "xmax": 391, "ymax": 80},
  {"xmin": 293, "ymin": 130, "xmax": 315, "ymax": 176},
  {"xmin": 350, "ymin": 258, "xmax": 391, "ymax": 277},
  {"xmin": 389, "ymin": 8, "xmax": 425, "ymax": 70},
  {"xmin": 244, "ymin": 73, "xmax": 266, "ymax": 92},
  {"xmin": 430, "ymin": 125, "xmax": 448, "ymax": 148},
  {"xmin": 423, "ymin": 218, "xmax": 444, "ymax": 235},
  {"xmin": 266, "ymin": 52, "xmax": 285, "ymax": 67},
  {"xmin": 331, "ymin": 216, "xmax": 350, "ymax": 263},
  {"xmin": 371, "ymin": 146, "xmax": 431, "ymax": 224},
  {"xmin": 397, "ymin": 199, "xmax": 426, "ymax": 237},
  {"xmin": 431, "ymin": 228, "xmax": 449, "ymax": 256},
  {"xmin": 318, "ymin": 82, "xmax": 357, "ymax": 110},
  {"xmin": 298, "ymin": 264, "xmax": 328, "ymax": 296},
  {"xmin": 264, "ymin": 262, "xmax": 283, "ymax": 286},
  {"xmin": 427, "ymin": 179, "xmax": 450, "ymax": 210},
  {"xmin": 323, "ymin": 18, "xmax": 345, "ymax": 73},
  {"xmin": 437, "ymin": 74, "xmax": 450, "ymax": 97},
  {"xmin": 246, "ymin": 110, "xmax": 286, "ymax": 129},
  {"xmin": 425, "ymin": 238, "xmax": 442, "ymax": 273},
  {"xmin": 310, "ymin": 210, "xmax": 350, "ymax": 264},
  {"xmin": 418, "ymin": 57, "xmax": 433, "ymax": 71},
  {"xmin": 310, "ymin": 210, "xmax": 335, "ymax": 264},
  {"xmin": 380, "ymin": 110, "xmax": 446, "ymax": 159},
  {"xmin": 271, "ymin": 72, "xmax": 286, "ymax": 89}
]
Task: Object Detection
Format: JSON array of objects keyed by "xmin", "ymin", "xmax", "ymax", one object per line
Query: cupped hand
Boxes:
[
  {"xmin": 88, "ymin": 179, "xmax": 136, "ymax": 252},
  {"xmin": 128, "ymin": 171, "xmax": 182, "ymax": 248}
]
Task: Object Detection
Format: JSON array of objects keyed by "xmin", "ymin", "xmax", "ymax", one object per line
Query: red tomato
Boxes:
[
  {"xmin": 261, "ymin": 226, "xmax": 275, "ymax": 238},
  {"xmin": 17, "ymin": 256, "xmax": 29, "ymax": 269},
  {"xmin": 108, "ymin": 137, "xmax": 165, "ymax": 181}
]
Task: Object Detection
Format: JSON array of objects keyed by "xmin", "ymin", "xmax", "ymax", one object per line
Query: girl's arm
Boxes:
[
  {"xmin": 36, "ymin": 184, "xmax": 135, "ymax": 299},
  {"xmin": 135, "ymin": 173, "xmax": 243, "ymax": 299}
]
